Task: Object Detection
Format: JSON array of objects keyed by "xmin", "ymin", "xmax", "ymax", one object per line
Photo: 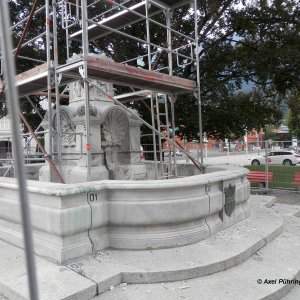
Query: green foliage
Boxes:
[
  {"xmin": 231, "ymin": 0, "xmax": 300, "ymax": 94},
  {"xmin": 286, "ymin": 94, "xmax": 300, "ymax": 138},
  {"xmin": 173, "ymin": 89, "xmax": 283, "ymax": 140},
  {"xmin": 3, "ymin": 0, "xmax": 300, "ymax": 138},
  {"xmin": 264, "ymin": 126, "xmax": 281, "ymax": 141}
]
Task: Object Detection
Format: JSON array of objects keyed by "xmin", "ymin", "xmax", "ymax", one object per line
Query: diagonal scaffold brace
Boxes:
[{"xmin": 86, "ymin": 78, "xmax": 206, "ymax": 173}]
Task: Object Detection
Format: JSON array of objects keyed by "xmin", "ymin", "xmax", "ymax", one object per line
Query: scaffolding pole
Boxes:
[
  {"xmin": 166, "ymin": 8, "xmax": 178, "ymax": 177},
  {"xmin": 0, "ymin": 2, "xmax": 39, "ymax": 299},
  {"xmin": 81, "ymin": 0, "xmax": 92, "ymax": 181},
  {"xmin": 194, "ymin": 0, "xmax": 204, "ymax": 164},
  {"xmin": 53, "ymin": 0, "xmax": 63, "ymax": 177},
  {"xmin": 150, "ymin": 94, "xmax": 158, "ymax": 179},
  {"xmin": 146, "ymin": 0, "xmax": 158, "ymax": 179}
]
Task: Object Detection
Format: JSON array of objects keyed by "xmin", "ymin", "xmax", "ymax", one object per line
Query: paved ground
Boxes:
[
  {"xmin": 268, "ymin": 189, "xmax": 300, "ymax": 206},
  {"xmin": 0, "ymin": 190, "xmax": 298, "ymax": 300},
  {"xmin": 92, "ymin": 198, "xmax": 300, "ymax": 300}
]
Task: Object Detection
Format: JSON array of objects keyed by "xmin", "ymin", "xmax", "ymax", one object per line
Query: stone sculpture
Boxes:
[{"xmin": 39, "ymin": 53, "xmax": 146, "ymax": 183}]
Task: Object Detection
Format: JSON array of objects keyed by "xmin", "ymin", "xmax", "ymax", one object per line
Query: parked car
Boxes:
[
  {"xmin": 250, "ymin": 150, "xmax": 300, "ymax": 166},
  {"xmin": 164, "ymin": 150, "xmax": 182, "ymax": 157}
]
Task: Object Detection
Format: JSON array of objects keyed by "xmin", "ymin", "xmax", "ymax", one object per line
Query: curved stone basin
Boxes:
[{"xmin": 0, "ymin": 166, "xmax": 250, "ymax": 263}]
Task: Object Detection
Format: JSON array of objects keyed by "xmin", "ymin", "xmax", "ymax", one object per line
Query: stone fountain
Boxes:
[
  {"xmin": 0, "ymin": 54, "xmax": 251, "ymax": 264},
  {"xmin": 39, "ymin": 54, "xmax": 146, "ymax": 183}
]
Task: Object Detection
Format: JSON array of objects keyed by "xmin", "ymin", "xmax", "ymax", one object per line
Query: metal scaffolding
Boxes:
[
  {"xmin": 0, "ymin": 0, "xmax": 205, "ymax": 182},
  {"xmin": 0, "ymin": 2, "xmax": 206, "ymax": 297}
]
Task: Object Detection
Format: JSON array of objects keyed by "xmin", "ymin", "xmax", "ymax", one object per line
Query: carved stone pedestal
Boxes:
[{"xmin": 39, "ymin": 54, "xmax": 146, "ymax": 183}]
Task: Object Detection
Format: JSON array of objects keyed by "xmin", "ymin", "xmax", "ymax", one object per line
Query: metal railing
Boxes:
[{"xmin": 153, "ymin": 139, "xmax": 300, "ymax": 192}]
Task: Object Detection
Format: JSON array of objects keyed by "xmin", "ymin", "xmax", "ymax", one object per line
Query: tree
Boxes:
[
  {"xmin": 231, "ymin": 0, "xmax": 300, "ymax": 94},
  {"xmin": 174, "ymin": 89, "xmax": 282, "ymax": 140},
  {"xmin": 2, "ymin": 0, "xmax": 300, "ymax": 138},
  {"xmin": 286, "ymin": 94, "xmax": 300, "ymax": 138}
]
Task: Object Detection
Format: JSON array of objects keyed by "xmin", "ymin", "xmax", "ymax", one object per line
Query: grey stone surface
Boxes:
[
  {"xmin": 249, "ymin": 194, "xmax": 278, "ymax": 208},
  {"xmin": 0, "ymin": 195, "xmax": 295, "ymax": 300},
  {"xmin": 92, "ymin": 215, "xmax": 300, "ymax": 300},
  {"xmin": 282, "ymin": 285, "xmax": 300, "ymax": 300},
  {"xmin": 66, "ymin": 203, "xmax": 282, "ymax": 294},
  {"xmin": 270, "ymin": 202, "xmax": 300, "ymax": 218},
  {"xmin": 0, "ymin": 167, "xmax": 250, "ymax": 263},
  {"xmin": 0, "ymin": 240, "xmax": 96, "ymax": 300}
]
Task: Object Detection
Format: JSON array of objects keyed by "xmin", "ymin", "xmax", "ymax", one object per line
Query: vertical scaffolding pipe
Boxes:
[
  {"xmin": 155, "ymin": 95, "xmax": 164, "ymax": 177},
  {"xmin": 146, "ymin": 0, "xmax": 158, "ymax": 178},
  {"xmin": 52, "ymin": 0, "xmax": 63, "ymax": 176},
  {"xmin": 66, "ymin": 27, "xmax": 70, "ymax": 60},
  {"xmin": 81, "ymin": 0, "xmax": 91, "ymax": 181},
  {"xmin": 150, "ymin": 94, "xmax": 158, "ymax": 179},
  {"xmin": 194, "ymin": 0, "xmax": 204, "ymax": 165},
  {"xmin": 46, "ymin": 0, "xmax": 53, "ymax": 178},
  {"xmin": 170, "ymin": 98, "xmax": 177, "ymax": 176},
  {"xmin": 166, "ymin": 9, "xmax": 173, "ymax": 75},
  {"xmin": 166, "ymin": 9, "xmax": 177, "ymax": 177},
  {"xmin": 64, "ymin": 2, "xmax": 70, "ymax": 60},
  {"xmin": 164, "ymin": 95, "xmax": 172, "ymax": 176},
  {"xmin": 0, "ymin": 2, "xmax": 39, "ymax": 299},
  {"xmin": 145, "ymin": 0, "xmax": 151, "ymax": 70}
]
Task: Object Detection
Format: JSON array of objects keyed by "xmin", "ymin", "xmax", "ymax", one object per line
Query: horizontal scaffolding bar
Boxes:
[
  {"xmin": 70, "ymin": 1, "xmax": 162, "ymax": 41},
  {"xmin": 83, "ymin": 55, "xmax": 195, "ymax": 94},
  {"xmin": 151, "ymin": 0, "xmax": 192, "ymax": 9},
  {"xmin": 115, "ymin": 90, "xmax": 152, "ymax": 102},
  {"xmin": 71, "ymin": 0, "xmax": 194, "ymax": 45},
  {"xmin": 1, "ymin": 54, "xmax": 195, "ymax": 98},
  {"xmin": 11, "ymin": 5, "xmax": 46, "ymax": 30},
  {"xmin": 85, "ymin": 19, "xmax": 195, "ymax": 63}
]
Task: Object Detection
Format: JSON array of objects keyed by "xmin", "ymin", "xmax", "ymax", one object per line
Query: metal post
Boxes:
[
  {"xmin": 155, "ymin": 95, "xmax": 164, "ymax": 177},
  {"xmin": 146, "ymin": 0, "xmax": 154, "ymax": 175},
  {"xmin": 166, "ymin": 9, "xmax": 173, "ymax": 75},
  {"xmin": 265, "ymin": 140, "xmax": 269, "ymax": 193},
  {"xmin": 150, "ymin": 94, "xmax": 158, "ymax": 179},
  {"xmin": 145, "ymin": 0, "xmax": 159, "ymax": 178},
  {"xmin": 45, "ymin": 0, "xmax": 52, "ymax": 159},
  {"xmin": 66, "ymin": 27, "xmax": 70, "ymax": 60},
  {"xmin": 167, "ymin": 9, "xmax": 177, "ymax": 177},
  {"xmin": 145, "ymin": 0, "xmax": 151, "ymax": 70},
  {"xmin": 52, "ymin": 0, "xmax": 63, "ymax": 177},
  {"xmin": 194, "ymin": 0, "xmax": 204, "ymax": 164},
  {"xmin": 81, "ymin": 0, "xmax": 91, "ymax": 181},
  {"xmin": 0, "ymin": 2, "xmax": 39, "ymax": 299}
]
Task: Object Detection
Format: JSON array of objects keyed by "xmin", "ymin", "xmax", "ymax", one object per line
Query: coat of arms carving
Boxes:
[{"xmin": 224, "ymin": 184, "xmax": 236, "ymax": 217}]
